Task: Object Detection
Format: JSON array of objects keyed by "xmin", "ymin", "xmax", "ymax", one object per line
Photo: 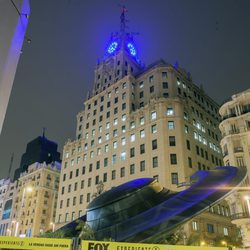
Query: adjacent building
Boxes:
[
  {"xmin": 0, "ymin": 0, "xmax": 30, "ymax": 134},
  {"xmin": 219, "ymin": 89, "xmax": 250, "ymax": 247},
  {"xmin": 14, "ymin": 134, "xmax": 61, "ymax": 180},
  {"xmin": 55, "ymin": 12, "xmax": 238, "ymax": 245},
  {"xmin": 10, "ymin": 161, "xmax": 61, "ymax": 237}
]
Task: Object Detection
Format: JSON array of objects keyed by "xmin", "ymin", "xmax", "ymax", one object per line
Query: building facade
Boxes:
[
  {"xmin": 0, "ymin": 178, "xmax": 12, "ymax": 235},
  {"xmin": 219, "ymin": 89, "xmax": 250, "ymax": 247},
  {"xmin": 10, "ymin": 162, "xmax": 61, "ymax": 237},
  {"xmin": 0, "ymin": 0, "xmax": 30, "ymax": 134},
  {"xmin": 56, "ymin": 13, "xmax": 238, "ymax": 245}
]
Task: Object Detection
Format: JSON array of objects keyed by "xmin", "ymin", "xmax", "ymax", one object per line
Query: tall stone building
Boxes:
[
  {"xmin": 10, "ymin": 162, "xmax": 60, "ymax": 237},
  {"xmin": 219, "ymin": 89, "xmax": 250, "ymax": 247},
  {"xmin": 56, "ymin": 11, "xmax": 238, "ymax": 245}
]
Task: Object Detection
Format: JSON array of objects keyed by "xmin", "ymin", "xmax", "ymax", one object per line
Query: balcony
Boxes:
[
  {"xmin": 231, "ymin": 212, "xmax": 249, "ymax": 219},
  {"xmin": 222, "ymin": 113, "xmax": 236, "ymax": 121},
  {"xmin": 234, "ymin": 146, "xmax": 244, "ymax": 153},
  {"xmin": 229, "ymin": 129, "xmax": 240, "ymax": 135}
]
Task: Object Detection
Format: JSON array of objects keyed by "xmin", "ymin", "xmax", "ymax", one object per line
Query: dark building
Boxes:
[{"xmin": 13, "ymin": 134, "xmax": 61, "ymax": 180}]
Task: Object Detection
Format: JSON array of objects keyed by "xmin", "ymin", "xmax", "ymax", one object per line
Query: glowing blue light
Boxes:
[
  {"xmin": 107, "ymin": 42, "xmax": 118, "ymax": 54},
  {"xmin": 127, "ymin": 43, "xmax": 137, "ymax": 56}
]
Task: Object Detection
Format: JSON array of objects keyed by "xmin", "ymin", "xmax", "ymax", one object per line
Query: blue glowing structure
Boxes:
[
  {"xmin": 127, "ymin": 43, "xmax": 137, "ymax": 56},
  {"xmin": 107, "ymin": 41, "xmax": 118, "ymax": 54},
  {"xmin": 55, "ymin": 166, "xmax": 245, "ymax": 242}
]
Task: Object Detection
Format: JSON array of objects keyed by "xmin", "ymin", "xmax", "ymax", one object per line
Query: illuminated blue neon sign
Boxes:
[{"xmin": 107, "ymin": 42, "xmax": 118, "ymax": 54}]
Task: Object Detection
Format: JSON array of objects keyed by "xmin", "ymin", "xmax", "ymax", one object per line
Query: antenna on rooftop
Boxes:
[{"xmin": 7, "ymin": 153, "xmax": 14, "ymax": 179}]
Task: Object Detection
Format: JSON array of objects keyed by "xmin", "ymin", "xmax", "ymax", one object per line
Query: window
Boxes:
[
  {"xmin": 130, "ymin": 134, "xmax": 135, "ymax": 142},
  {"xmin": 111, "ymin": 170, "xmax": 116, "ymax": 180},
  {"xmin": 96, "ymin": 161, "xmax": 100, "ymax": 169},
  {"xmin": 130, "ymin": 148, "xmax": 135, "ymax": 158},
  {"xmin": 113, "ymin": 141, "xmax": 117, "ymax": 149},
  {"xmin": 188, "ymin": 157, "xmax": 192, "ymax": 168},
  {"xmin": 140, "ymin": 161, "xmax": 145, "ymax": 171},
  {"xmin": 139, "ymin": 91, "xmax": 144, "ymax": 98},
  {"xmin": 152, "ymin": 139, "xmax": 157, "ymax": 150},
  {"xmin": 186, "ymin": 140, "xmax": 190, "ymax": 150},
  {"xmin": 113, "ymin": 129, "xmax": 118, "ymax": 137},
  {"xmin": 103, "ymin": 173, "xmax": 107, "ymax": 182},
  {"xmin": 162, "ymin": 72, "xmax": 167, "ymax": 78},
  {"xmin": 81, "ymin": 180, "xmax": 84, "ymax": 189},
  {"xmin": 170, "ymin": 154, "xmax": 177, "ymax": 164},
  {"xmin": 169, "ymin": 136, "xmax": 176, "ymax": 146},
  {"xmin": 122, "ymin": 114, "xmax": 126, "ymax": 121},
  {"xmin": 167, "ymin": 107, "xmax": 174, "ymax": 116},
  {"xmin": 149, "ymin": 75, "xmax": 154, "ymax": 83},
  {"xmin": 130, "ymin": 121, "xmax": 135, "ymax": 129},
  {"xmin": 196, "ymin": 145, "xmax": 200, "ymax": 155},
  {"xmin": 140, "ymin": 117, "xmax": 145, "ymax": 125},
  {"xmin": 121, "ymin": 151, "xmax": 126, "ymax": 161},
  {"xmin": 113, "ymin": 118, "xmax": 118, "ymax": 125},
  {"xmin": 130, "ymin": 164, "xmax": 135, "ymax": 175},
  {"xmin": 171, "ymin": 173, "xmax": 178, "ymax": 184},
  {"xmin": 153, "ymin": 156, "xmax": 158, "ymax": 168},
  {"xmin": 150, "ymin": 86, "xmax": 154, "ymax": 93},
  {"xmin": 192, "ymin": 221, "xmax": 198, "ymax": 231},
  {"xmin": 104, "ymin": 145, "xmax": 109, "ymax": 153},
  {"xmin": 151, "ymin": 124, "xmax": 157, "ymax": 133},
  {"xmin": 122, "ymin": 103, "xmax": 126, "ymax": 110},
  {"xmin": 139, "ymin": 81, "xmax": 144, "ymax": 88},
  {"xmin": 120, "ymin": 167, "xmax": 125, "ymax": 177},
  {"xmin": 140, "ymin": 130, "xmax": 145, "ymax": 138},
  {"xmin": 151, "ymin": 111, "xmax": 157, "ymax": 120},
  {"xmin": 207, "ymin": 224, "xmax": 214, "ymax": 233},
  {"xmin": 88, "ymin": 178, "xmax": 91, "ymax": 187},
  {"xmin": 140, "ymin": 144, "xmax": 145, "ymax": 154},
  {"xmin": 73, "ymin": 197, "xmax": 76, "ymax": 206},
  {"xmin": 168, "ymin": 121, "xmax": 174, "ymax": 130},
  {"xmin": 184, "ymin": 125, "xmax": 189, "ymax": 134},
  {"xmin": 112, "ymin": 154, "xmax": 117, "ymax": 165},
  {"xmin": 104, "ymin": 157, "xmax": 108, "ymax": 167},
  {"xmin": 121, "ymin": 137, "xmax": 126, "ymax": 145},
  {"xmin": 80, "ymin": 195, "xmax": 83, "ymax": 204},
  {"xmin": 223, "ymin": 227, "xmax": 229, "ymax": 236},
  {"xmin": 162, "ymin": 82, "xmax": 168, "ymax": 89}
]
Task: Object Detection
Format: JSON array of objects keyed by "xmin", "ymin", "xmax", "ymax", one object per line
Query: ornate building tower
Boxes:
[{"xmin": 56, "ymin": 9, "xmax": 238, "ymax": 245}]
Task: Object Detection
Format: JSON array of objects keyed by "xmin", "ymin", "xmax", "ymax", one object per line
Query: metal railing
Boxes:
[{"xmin": 231, "ymin": 212, "xmax": 250, "ymax": 220}]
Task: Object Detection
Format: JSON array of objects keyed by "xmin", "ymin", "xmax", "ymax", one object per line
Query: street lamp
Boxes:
[
  {"xmin": 221, "ymin": 240, "xmax": 227, "ymax": 247},
  {"xmin": 200, "ymin": 241, "xmax": 206, "ymax": 246},
  {"xmin": 15, "ymin": 186, "xmax": 33, "ymax": 237}
]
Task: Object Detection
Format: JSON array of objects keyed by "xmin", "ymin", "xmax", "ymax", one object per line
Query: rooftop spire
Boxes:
[{"xmin": 120, "ymin": 5, "xmax": 128, "ymax": 34}]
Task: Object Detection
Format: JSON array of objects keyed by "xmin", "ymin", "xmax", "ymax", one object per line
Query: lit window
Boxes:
[
  {"xmin": 97, "ymin": 148, "xmax": 101, "ymax": 155},
  {"xmin": 108, "ymin": 92, "xmax": 111, "ymax": 98},
  {"xmin": 139, "ymin": 81, "xmax": 144, "ymax": 88},
  {"xmin": 168, "ymin": 121, "xmax": 174, "ymax": 130},
  {"xmin": 140, "ymin": 117, "xmax": 145, "ymax": 125},
  {"xmin": 104, "ymin": 144, "xmax": 109, "ymax": 153},
  {"xmin": 122, "ymin": 125, "xmax": 126, "ymax": 133},
  {"xmin": 114, "ymin": 118, "xmax": 118, "ymax": 125},
  {"xmin": 130, "ymin": 121, "xmax": 135, "ymax": 129},
  {"xmin": 122, "ymin": 114, "xmax": 126, "ymax": 121},
  {"xmin": 203, "ymin": 138, "xmax": 207, "ymax": 145},
  {"xmin": 151, "ymin": 124, "xmax": 157, "ymax": 133},
  {"xmin": 83, "ymin": 154, "xmax": 87, "ymax": 161},
  {"xmin": 106, "ymin": 122, "xmax": 110, "ymax": 129},
  {"xmin": 121, "ymin": 137, "xmax": 126, "ymax": 145},
  {"xmin": 149, "ymin": 75, "xmax": 154, "ymax": 83},
  {"xmin": 223, "ymin": 227, "xmax": 228, "ymax": 236},
  {"xmin": 122, "ymin": 82, "xmax": 127, "ymax": 89},
  {"xmin": 140, "ymin": 130, "xmax": 145, "ymax": 138},
  {"xmin": 192, "ymin": 221, "xmax": 198, "ymax": 231},
  {"xmin": 151, "ymin": 111, "xmax": 157, "ymax": 120},
  {"xmin": 90, "ymin": 151, "xmax": 94, "ymax": 158},
  {"xmin": 85, "ymin": 133, "xmax": 88, "ymax": 139},
  {"xmin": 113, "ymin": 129, "xmax": 118, "ymax": 137},
  {"xmin": 98, "ymin": 137, "xmax": 102, "ymax": 144},
  {"xmin": 65, "ymin": 152, "xmax": 69, "ymax": 159},
  {"xmin": 167, "ymin": 107, "xmax": 174, "ymax": 116},
  {"xmin": 113, "ymin": 141, "xmax": 117, "ymax": 149},
  {"xmin": 105, "ymin": 133, "xmax": 110, "ymax": 140},
  {"xmin": 71, "ymin": 159, "xmax": 74, "ymax": 167},
  {"xmin": 112, "ymin": 154, "xmax": 117, "ymax": 165},
  {"xmin": 185, "ymin": 125, "xmax": 189, "ymax": 134},
  {"xmin": 121, "ymin": 151, "xmax": 126, "ymax": 161},
  {"xmin": 194, "ymin": 131, "xmax": 198, "ymax": 140},
  {"xmin": 77, "ymin": 157, "xmax": 80, "ymax": 164},
  {"xmin": 130, "ymin": 134, "xmax": 135, "ymax": 142}
]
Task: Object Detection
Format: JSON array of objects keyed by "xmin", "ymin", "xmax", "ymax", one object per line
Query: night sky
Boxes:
[{"xmin": 0, "ymin": 0, "xmax": 250, "ymax": 179}]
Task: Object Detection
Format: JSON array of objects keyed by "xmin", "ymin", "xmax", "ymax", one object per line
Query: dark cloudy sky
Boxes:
[{"xmin": 0, "ymin": 0, "xmax": 249, "ymax": 179}]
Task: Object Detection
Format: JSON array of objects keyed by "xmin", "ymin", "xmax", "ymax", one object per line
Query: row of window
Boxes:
[{"xmin": 191, "ymin": 221, "xmax": 229, "ymax": 236}]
